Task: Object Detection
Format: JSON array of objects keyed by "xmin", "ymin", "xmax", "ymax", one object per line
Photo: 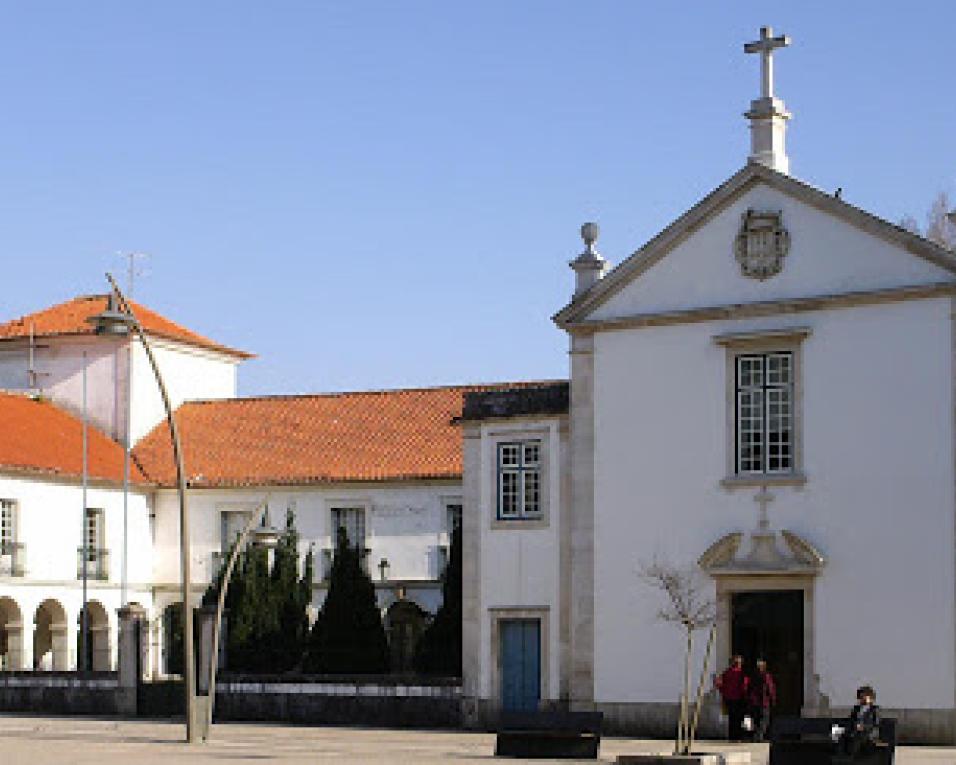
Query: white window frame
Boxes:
[
  {"xmin": 497, "ymin": 440, "xmax": 543, "ymax": 520},
  {"xmin": 85, "ymin": 508, "xmax": 104, "ymax": 553},
  {"xmin": 735, "ymin": 352, "xmax": 794, "ymax": 475},
  {"xmin": 330, "ymin": 506, "xmax": 367, "ymax": 549},
  {"xmin": 0, "ymin": 500, "xmax": 15, "ymax": 548},
  {"xmin": 715, "ymin": 327, "xmax": 810, "ymax": 489}
]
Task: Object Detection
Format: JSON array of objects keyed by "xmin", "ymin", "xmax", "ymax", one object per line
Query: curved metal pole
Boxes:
[
  {"xmin": 106, "ymin": 273, "xmax": 198, "ymax": 743},
  {"xmin": 207, "ymin": 498, "xmax": 269, "ymax": 734}
]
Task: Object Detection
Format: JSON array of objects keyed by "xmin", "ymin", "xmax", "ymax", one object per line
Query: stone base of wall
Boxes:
[
  {"xmin": 591, "ymin": 701, "xmax": 956, "ymax": 746},
  {"xmin": 0, "ymin": 672, "xmax": 119, "ymax": 717},
  {"xmin": 213, "ymin": 674, "xmax": 462, "ymax": 729},
  {"xmin": 463, "ymin": 695, "xmax": 956, "ymax": 745},
  {"xmin": 214, "ymin": 692, "xmax": 460, "ymax": 728}
]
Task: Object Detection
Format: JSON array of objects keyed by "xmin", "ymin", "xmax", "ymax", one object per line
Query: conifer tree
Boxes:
[
  {"xmin": 413, "ymin": 522, "xmax": 462, "ymax": 676},
  {"xmin": 304, "ymin": 526, "xmax": 389, "ymax": 674},
  {"xmin": 202, "ymin": 507, "xmax": 313, "ymax": 673}
]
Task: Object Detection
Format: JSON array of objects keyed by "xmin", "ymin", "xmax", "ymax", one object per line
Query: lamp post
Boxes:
[
  {"xmin": 206, "ymin": 501, "xmax": 280, "ymax": 734},
  {"xmin": 90, "ymin": 275, "xmax": 200, "ymax": 743}
]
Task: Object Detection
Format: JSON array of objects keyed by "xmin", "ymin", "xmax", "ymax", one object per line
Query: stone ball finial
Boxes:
[{"xmin": 580, "ymin": 222, "xmax": 599, "ymax": 248}]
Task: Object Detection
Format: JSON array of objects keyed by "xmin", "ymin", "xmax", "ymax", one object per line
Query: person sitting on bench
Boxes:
[{"xmin": 841, "ymin": 685, "xmax": 881, "ymax": 759}]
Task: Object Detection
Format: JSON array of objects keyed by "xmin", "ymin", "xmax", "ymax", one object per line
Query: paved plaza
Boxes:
[{"xmin": 0, "ymin": 717, "xmax": 954, "ymax": 764}]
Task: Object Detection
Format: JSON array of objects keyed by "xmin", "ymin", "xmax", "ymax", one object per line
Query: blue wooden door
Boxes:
[{"xmin": 500, "ymin": 619, "xmax": 540, "ymax": 712}]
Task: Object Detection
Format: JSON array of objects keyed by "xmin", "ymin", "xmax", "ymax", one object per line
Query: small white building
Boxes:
[{"xmin": 462, "ymin": 27, "xmax": 956, "ymax": 743}]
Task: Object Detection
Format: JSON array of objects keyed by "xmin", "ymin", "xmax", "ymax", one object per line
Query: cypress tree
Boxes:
[
  {"xmin": 304, "ymin": 526, "xmax": 389, "ymax": 674},
  {"xmin": 413, "ymin": 522, "xmax": 462, "ymax": 676},
  {"xmin": 201, "ymin": 508, "xmax": 313, "ymax": 673}
]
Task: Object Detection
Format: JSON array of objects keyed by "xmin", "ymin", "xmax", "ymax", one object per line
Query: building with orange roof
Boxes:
[
  {"xmin": 0, "ymin": 289, "xmax": 553, "ymax": 678},
  {"xmin": 0, "ymin": 392, "xmax": 153, "ymax": 671},
  {"xmin": 0, "ymin": 294, "xmax": 251, "ymax": 445}
]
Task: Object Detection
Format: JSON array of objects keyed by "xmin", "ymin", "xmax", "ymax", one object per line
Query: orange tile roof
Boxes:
[
  {"xmin": 0, "ymin": 294, "xmax": 252, "ymax": 359},
  {"xmin": 0, "ymin": 392, "xmax": 148, "ymax": 485},
  {"xmin": 133, "ymin": 383, "xmax": 561, "ymax": 488}
]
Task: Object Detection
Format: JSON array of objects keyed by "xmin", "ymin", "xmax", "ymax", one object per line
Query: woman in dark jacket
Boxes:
[
  {"xmin": 716, "ymin": 655, "xmax": 749, "ymax": 741},
  {"xmin": 842, "ymin": 685, "xmax": 881, "ymax": 758},
  {"xmin": 746, "ymin": 659, "xmax": 777, "ymax": 742}
]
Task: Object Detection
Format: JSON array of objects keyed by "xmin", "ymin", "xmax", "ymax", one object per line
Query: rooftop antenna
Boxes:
[{"xmin": 118, "ymin": 251, "xmax": 150, "ymax": 299}]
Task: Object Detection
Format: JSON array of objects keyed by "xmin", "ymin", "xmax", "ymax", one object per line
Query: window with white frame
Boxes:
[
  {"xmin": 220, "ymin": 510, "xmax": 251, "ymax": 553},
  {"xmin": 736, "ymin": 352, "xmax": 794, "ymax": 475},
  {"xmin": 0, "ymin": 500, "xmax": 14, "ymax": 548},
  {"xmin": 84, "ymin": 508, "xmax": 104, "ymax": 554},
  {"xmin": 497, "ymin": 441, "xmax": 542, "ymax": 519},
  {"xmin": 331, "ymin": 507, "xmax": 366, "ymax": 549}
]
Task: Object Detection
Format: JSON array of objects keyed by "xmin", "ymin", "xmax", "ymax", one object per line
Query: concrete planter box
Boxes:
[{"xmin": 618, "ymin": 753, "xmax": 750, "ymax": 765}]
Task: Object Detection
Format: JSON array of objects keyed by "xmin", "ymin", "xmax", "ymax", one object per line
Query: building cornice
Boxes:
[{"xmin": 562, "ymin": 282, "xmax": 956, "ymax": 335}]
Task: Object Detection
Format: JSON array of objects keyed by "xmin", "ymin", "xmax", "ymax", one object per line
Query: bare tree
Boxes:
[
  {"xmin": 899, "ymin": 214, "xmax": 921, "ymax": 235},
  {"xmin": 926, "ymin": 192, "xmax": 956, "ymax": 250},
  {"xmin": 901, "ymin": 191, "xmax": 956, "ymax": 250},
  {"xmin": 639, "ymin": 561, "xmax": 717, "ymax": 756}
]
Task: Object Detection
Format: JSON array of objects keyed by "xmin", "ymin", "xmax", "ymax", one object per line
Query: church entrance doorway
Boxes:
[
  {"xmin": 731, "ymin": 590, "xmax": 803, "ymax": 715},
  {"xmin": 499, "ymin": 619, "xmax": 540, "ymax": 712}
]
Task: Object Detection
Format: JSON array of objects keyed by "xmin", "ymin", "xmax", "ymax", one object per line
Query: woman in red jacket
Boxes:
[
  {"xmin": 716, "ymin": 655, "xmax": 749, "ymax": 741},
  {"xmin": 747, "ymin": 659, "xmax": 777, "ymax": 742}
]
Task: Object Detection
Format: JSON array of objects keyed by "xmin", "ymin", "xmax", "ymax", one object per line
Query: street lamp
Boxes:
[
  {"xmin": 206, "ymin": 502, "xmax": 280, "ymax": 734},
  {"xmin": 90, "ymin": 275, "xmax": 201, "ymax": 743}
]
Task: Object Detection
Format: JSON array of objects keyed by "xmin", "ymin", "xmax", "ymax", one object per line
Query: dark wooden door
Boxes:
[{"xmin": 731, "ymin": 590, "xmax": 804, "ymax": 715}]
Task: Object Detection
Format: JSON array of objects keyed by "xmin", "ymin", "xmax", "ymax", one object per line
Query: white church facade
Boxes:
[{"xmin": 461, "ymin": 28, "xmax": 956, "ymax": 742}]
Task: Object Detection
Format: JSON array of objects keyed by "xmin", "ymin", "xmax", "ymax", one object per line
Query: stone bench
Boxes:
[
  {"xmin": 494, "ymin": 710, "xmax": 603, "ymax": 759},
  {"xmin": 769, "ymin": 716, "xmax": 896, "ymax": 765}
]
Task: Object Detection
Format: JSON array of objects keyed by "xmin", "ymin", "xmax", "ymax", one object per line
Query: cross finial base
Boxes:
[{"xmin": 743, "ymin": 26, "xmax": 792, "ymax": 175}]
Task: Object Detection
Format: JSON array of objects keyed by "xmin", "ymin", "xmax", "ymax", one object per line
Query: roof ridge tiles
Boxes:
[{"xmin": 179, "ymin": 379, "xmax": 569, "ymax": 406}]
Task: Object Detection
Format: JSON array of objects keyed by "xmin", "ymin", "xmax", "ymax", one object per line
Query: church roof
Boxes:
[
  {"xmin": 0, "ymin": 392, "xmax": 148, "ymax": 485},
  {"xmin": 133, "ymin": 382, "xmax": 560, "ymax": 488},
  {"xmin": 0, "ymin": 294, "xmax": 253, "ymax": 359},
  {"xmin": 554, "ymin": 162, "xmax": 956, "ymax": 327}
]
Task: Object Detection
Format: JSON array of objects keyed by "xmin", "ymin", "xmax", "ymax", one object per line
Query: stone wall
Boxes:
[
  {"xmin": 0, "ymin": 672, "xmax": 119, "ymax": 716},
  {"xmin": 213, "ymin": 674, "xmax": 462, "ymax": 728}
]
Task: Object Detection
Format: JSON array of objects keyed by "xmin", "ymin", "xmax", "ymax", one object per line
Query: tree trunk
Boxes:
[{"xmin": 688, "ymin": 622, "xmax": 717, "ymax": 754}]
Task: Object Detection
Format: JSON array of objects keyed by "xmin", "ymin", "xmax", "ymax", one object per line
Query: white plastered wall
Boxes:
[
  {"xmin": 151, "ymin": 480, "xmax": 462, "ymax": 615},
  {"xmin": 474, "ymin": 417, "xmax": 565, "ymax": 703},
  {"xmin": 589, "ymin": 183, "xmax": 953, "ymax": 322},
  {"xmin": 0, "ymin": 336, "xmax": 128, "ymax": 442},
  {"xmin": 589, "ymin": 297, "xmax": 955, "ymax": 711},
  {"xmin": 0, "ymin": 472, "xmax": 154, "ymax": 670},
  {"xmin": 128, "ymin": 338, "xmax": 239, "ymax": 445}
]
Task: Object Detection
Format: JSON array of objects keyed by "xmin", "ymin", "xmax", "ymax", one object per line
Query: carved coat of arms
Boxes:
[{"xmin": 734, "ymin": 209, "xmax": 790, "ymax": 280}]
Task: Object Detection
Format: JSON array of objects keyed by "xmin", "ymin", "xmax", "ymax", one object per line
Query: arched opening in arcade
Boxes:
[
  {"xmin": 77, "ymin": 600, "xmax": 111, "ymax": 671},
  {"xmin": 33, "ymin": 599, "xmax": 68, "ymax": 671},
  {"xmin": 0, "ymin": 597, "xmax": 23, "ymax": 670}
]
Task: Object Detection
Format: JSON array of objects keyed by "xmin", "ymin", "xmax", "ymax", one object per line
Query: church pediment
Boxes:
[
  {"xmin": 698, "ymin": 527, "xmax": 826, "ymax": 577},
  {"xmin": 554, "ymin": 163, "xmax": 956, "ymax": 330}
]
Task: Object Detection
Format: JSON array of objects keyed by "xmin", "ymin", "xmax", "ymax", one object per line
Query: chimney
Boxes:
[
  {"xmin": 744, "ymin": 25, "xmax": 792, "ymax": 174},
  {"xmin": 570, "ymin": 222, "xmax": 607, "ymax": 297}
]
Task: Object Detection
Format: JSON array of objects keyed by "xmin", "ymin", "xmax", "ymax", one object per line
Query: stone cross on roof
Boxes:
[
  {"xmin": 744, "ymin": 25, "xmax": 790, "ymax": 100},
  {"xmin": 742, "ymin": 25, "xmax": 792, "ymax": 175}
]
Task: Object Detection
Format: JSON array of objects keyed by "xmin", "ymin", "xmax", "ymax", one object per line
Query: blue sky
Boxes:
[{"xmin": 1, "ymin": 2, "xmax": 953, "ymax": 395}]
